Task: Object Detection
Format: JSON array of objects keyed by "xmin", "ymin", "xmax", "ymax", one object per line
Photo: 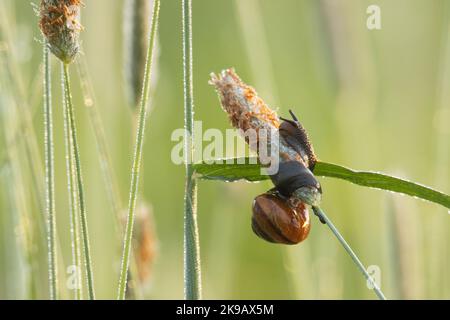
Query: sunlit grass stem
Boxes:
[
  {"xmin": 62, "ymin": 65, "xmax": 83, "ymax": 300},
  {"xmin": 77, "ymin": 55, "xmax": 143, "ymax": 300},
  {"xmin": 182, "ymin": 0, "xmax": 202, "ymax": 300},
  {"xmin": 43, "ymin": 42, "xmax": 58, "ymax": 300},
  {"xmin": 117, "ymin": 0, "xmax": 160, "ymax": 300},
  {"xmin": 62, "ymin": 63, "xmax": 95, "ymax": 300},
  {"xmin": 312, "ymin": 206, "xmax": 386, "ymax": 300}
]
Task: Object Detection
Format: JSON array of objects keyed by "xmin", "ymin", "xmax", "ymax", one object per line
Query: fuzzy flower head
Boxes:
[
  {"xmin": 39, "ymin": 0, "xmax": 83, "ymax": 64},
  {"xmin": 209, "ymin": 69, "xmax": 308, "ymax": 166}
]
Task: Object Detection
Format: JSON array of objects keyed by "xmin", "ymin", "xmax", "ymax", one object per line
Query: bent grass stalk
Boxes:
[
  {"xmin": 62, "ymin": 65, "xmax": 82, "ymax": 300},
  {"xmin": 183, "ymin": 0, "xmax": 202, "ymax": 300},
  {"xmin": 117, "ymin": 0, "xmax": 160, "ymax": 300},
  {"xmin": 62, "ymin": 63, "xmax": 95, "ymax": 300},
  {"xmin": 43, "ymin": 42, "xmax": 58, "ymax": 300},
  {"xmin": 312, "ymin": 207, "xmax": 386, "ymax": 300}
]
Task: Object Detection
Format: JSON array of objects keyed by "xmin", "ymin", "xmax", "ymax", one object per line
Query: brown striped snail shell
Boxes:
[{"xmin": 252, "ymin": 191, "xmax": 311, "ymax": 245}]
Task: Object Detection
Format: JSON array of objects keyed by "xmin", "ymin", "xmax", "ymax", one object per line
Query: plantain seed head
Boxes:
[{"xmin": 39, "ymin": 0, "xmax": 83, "ymax": 64}]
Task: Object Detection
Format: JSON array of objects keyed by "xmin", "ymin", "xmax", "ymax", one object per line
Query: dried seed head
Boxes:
[
  {"xmin": 123, "ymin": 0, "xmax": 158, "ymax": 109},
  {"xmin": 209, "ymin": 69, "xmax": 307, "ymax": 165},
  {"xmin": 134, "ymin": 204, "xmax": 157, "ymax": 284},
  {"xmin": 39, "ymin": 0, "xmax": 83, "ymax": 64},
  {"xmin": 211, "ymin": 69, "xmax": 322, "ymax": 208},
  {"xmin": 209, "ymin": 68, "xmax": 280, "ymax": 133},
  {"xmin": 121, "ymin": 202, "xmax": 158, "ymax": 285}
]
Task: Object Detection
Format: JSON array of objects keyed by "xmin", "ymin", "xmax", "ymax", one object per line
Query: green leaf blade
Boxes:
[
  {"xmin": 314, "ymin": 162, "xmax": 450, "ymax": 209},
  {"xmin": 193, "ymin": 158, "xmax": 269, "ymax": 182},
  {"xmin": 193, "ymin": 158, "xmax": 450, "ymax": 209}
]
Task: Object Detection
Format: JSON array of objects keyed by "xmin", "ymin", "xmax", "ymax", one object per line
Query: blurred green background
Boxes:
[{"xmin": 0, "ymin": 0, "xmax": 449, "ymax": 299}]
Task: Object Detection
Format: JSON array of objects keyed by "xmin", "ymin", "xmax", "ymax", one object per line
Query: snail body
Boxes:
[{"xmin": 269, "ymin": 161, "xmax": 321, "ymax": 206}]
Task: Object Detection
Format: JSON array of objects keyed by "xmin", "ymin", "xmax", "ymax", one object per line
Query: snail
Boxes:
[
  {"xmin": 252, "ymin": 190, "xmax": 310, "ymax": 245},
  {"xmin": 251, "ymin": 110, "xmax": 323, "ymax": 244}
]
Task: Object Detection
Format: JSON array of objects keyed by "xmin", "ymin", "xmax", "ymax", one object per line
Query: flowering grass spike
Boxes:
[{"xmin": 39, "ymin": 0, "xmax": 83, "ymax": 64}]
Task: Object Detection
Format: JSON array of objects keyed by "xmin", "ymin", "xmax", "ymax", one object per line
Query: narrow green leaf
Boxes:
[
  {"xmin": 193, "ymin": 158, "xmax": 450, "ymax": 209},
  {"xmin": 193, "ymin": 158, "xmax": 269, "ymax": 182},
  {"xmin": 314, "ymin": 162, "xmax": 449, "ymax": 209}
]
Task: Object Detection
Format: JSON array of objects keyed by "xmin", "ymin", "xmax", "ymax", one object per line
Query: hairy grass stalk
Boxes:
[
  {"xmin": 62, "ymin": 63, "xmax": 95, "ymax": 299},
  {"xmin": 312, "ymin": 207, "xmax": 386, "ymax": 300},
  {"xmin": 43, "ymin": 42, "xmax": 58, "ymax": 300},
  {"xmin": 62, "ymin": 65, "xmax": 82, "ymax": 300},
  {"xmin": 182, "ymin": 0, "xmax": 202, "ymax": 300},
  {"xmin": 117, "ymin": 0, "xmax": 160, "ymax": 300},
  {"xmin": 77, "ymin": 55, "xmax": 143, "ymax": 300}
]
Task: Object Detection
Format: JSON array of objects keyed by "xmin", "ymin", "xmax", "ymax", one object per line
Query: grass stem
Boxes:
[
  {"xmin": 117, "ymin": 0, "xmax": 160, "ymax": 300},
  {"xmin": 62, "ymin": 65, "xmax": 83, "ymax": 300},
  {"xmin": 182, "ymin": 0, "xmax": 202, "ymax": 300},
  {"xmin": 76, "ymin": 56, "xmax": 144, "ymax": 300},
  {"xmin": 63, "ymin": 63, "xmax": 95, "ymax": 299},
  {"xmin": 43, "ymin": 42, "xmax": 58, "ymax": 300},
  {"xmin": 312, "ymin": 206, "xmax": 386, "ymax": 300}
]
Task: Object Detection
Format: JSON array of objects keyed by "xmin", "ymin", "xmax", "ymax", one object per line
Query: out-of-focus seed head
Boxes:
[
  {"xmin": 134, "ymin": 204, "xmax": 157, "ymax": 284},
  {"xmin": 123, "ymin": 0, "xmax": 158, "ymax": 110},
  {"xmin": 121, "ymin": 202, "xmax": 158, "ymax": 285},
  {"xmin": 39, "ymin": 0, "xmax": 83, "ymax": 64}
]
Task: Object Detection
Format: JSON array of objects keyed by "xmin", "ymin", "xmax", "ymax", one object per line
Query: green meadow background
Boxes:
[{"xmin": 0, "ymin": 0, "xmax": 449, "ymax": 299}]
